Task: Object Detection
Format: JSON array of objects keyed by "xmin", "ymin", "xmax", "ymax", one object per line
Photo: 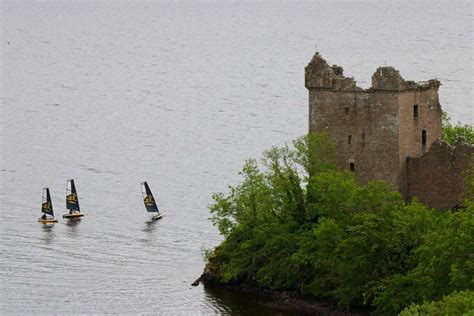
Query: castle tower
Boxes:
[{"xmin": 305, "ymin": 52, "xmax": 442, "ymax": 195}]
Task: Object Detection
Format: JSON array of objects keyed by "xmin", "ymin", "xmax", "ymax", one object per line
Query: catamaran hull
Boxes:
[
  {"xmin": 38, "ymin": 219, "xmax": 58, "ymax": 223},
  {"xmin": 151, "ymin": 213, "xmax": 164, "ymax": 221},
  {"xmin": 63, "ymin": 213, "xmax": 84, "ymax": 219}
]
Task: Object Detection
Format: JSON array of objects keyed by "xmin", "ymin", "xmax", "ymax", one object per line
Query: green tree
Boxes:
[
  {"xmin": 206, "ymin": 133, "xmax": 474, "ymax": 315},
  {"xmin": 463, "ymin": 156, "xmax": 474, "ymax": 204},
  {"xmin": 399, "ymin": 290, "xmax": 474, "ymax": 316},
  {"xmin": 442, "ymin": 112, "xmax": 474, "ymax": 145},
  {"xmin": 374, "ymin": 206, "xmax": 474, "ymax": 314},
  {"xmin": 293, "ymin": 133, "xmax": 337, "ymax": 178}
]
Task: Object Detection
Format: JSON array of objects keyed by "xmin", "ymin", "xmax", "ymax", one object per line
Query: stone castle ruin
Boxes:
[{"xmin": 305, "ymin": 52, "xmax": 473, "ymax": 209}]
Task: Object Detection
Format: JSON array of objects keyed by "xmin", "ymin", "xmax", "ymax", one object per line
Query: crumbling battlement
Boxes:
[
  {"xmin": 371, "ymin": 66, "xmax": 441, "ymax": 91},
  {"xmin": 305, "ymin": 52, "xmax": 441, "ymax": 92},
  {"xmin": 305, "ymin": 53, "xmax": 361, "ymax": 91}
]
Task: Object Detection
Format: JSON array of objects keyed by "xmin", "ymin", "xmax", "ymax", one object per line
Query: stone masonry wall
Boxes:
[
  {"xmin": 305, "ymin": 52, "xmax": 472, "ymax": 209},
  {"xmin": 308, "ymin": 89, "xmax": 401, "ymax": 189},
  {"xmin": 306, "ymin": 53, "xmax": 441, "ymax": 192},
  {"xmin": 398, "ymin": 89, "xmax": 443, "ymax": 196},
  {"xmin": 407, "ymin": 141, "xmax": 474, "ymax": 209}
]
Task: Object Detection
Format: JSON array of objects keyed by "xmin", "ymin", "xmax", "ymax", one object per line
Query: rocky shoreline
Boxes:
[{"xmin": 195, "ymin": 273, "xmax": 369, "ymax": 315}]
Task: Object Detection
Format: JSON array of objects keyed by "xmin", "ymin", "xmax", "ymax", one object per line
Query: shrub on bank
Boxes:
[
  {"xmin": 399, "ymin": 290, "xmax": 474, "ymax": 316},
  {"xmin": 206, "ymin": 134, "xmax": 474, "ymax": 315}
]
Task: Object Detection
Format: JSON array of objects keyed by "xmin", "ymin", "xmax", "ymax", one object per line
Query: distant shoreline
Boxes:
[{"xmin": 198, "ymin": 272, "xmax": 369, "ymax": 316}]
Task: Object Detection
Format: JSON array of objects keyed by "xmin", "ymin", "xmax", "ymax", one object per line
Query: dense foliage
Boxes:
[
  {"xmin": 399, "ymin": 290, "xmax": 474, "ymax": 316},
  {"xmin": 206, "ymin": 134, "xmax": 474, "ymax": 315},
  {"xmin": 442, "ymin": 112, "xmax": 474, "ymax": 145}
]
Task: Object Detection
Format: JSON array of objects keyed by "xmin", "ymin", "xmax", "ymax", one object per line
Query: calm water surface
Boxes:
[{"xmin": 1, "ymin": 1, "xmax": 472, "ymax": 314}]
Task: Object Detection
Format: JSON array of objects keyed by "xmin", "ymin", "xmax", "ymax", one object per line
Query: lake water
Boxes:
[{"xmin": 1, "ymin": 0, "xmax": 472, "ymax": 314}]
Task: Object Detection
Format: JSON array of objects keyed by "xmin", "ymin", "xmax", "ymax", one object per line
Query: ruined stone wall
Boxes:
[
  {"xmin": 398, "ymin": 89, "xmax": 443, "ymax": 195},
  {"xmin": 407, "ymin": 141, "xmax": 474, "ymax": 209},
  {"xmin": 306, "ymin": 54, "xmax": 404, "ymax": 190},
  {"xmin": 308, "ymin": 89, "xmax": 401, "ymax": 188},
  {"xmin": 305, "ymin": 53, "xmax": 442, "ymax": 195},
  {"xmin": 305, "ymin": 52, "xmax": 471, "ymax": 209}
]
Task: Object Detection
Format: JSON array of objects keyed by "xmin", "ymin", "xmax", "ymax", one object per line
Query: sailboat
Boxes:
[
  {"xmin": 38, "ymin": 187, "xmax": 58, "ymax": 223},
  {"xmin": 63, "ymin": 179, "xmax": 84, "ymax": 219},
  {"xmin": 140, "ymin": 181, "xmax": 163, "ymax": 220}
]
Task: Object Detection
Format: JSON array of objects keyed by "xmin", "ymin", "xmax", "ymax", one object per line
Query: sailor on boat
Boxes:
[
  {"xmin": 63, "ymin": 179, "xmax": 85, "ymax": 219},
  {"xmin": 140, "ymin": 181, "xmax": 163, "ymax": 220},
  {"xmin": 38, "ymin": 187, "xmax": 58, "ymax": 223}
]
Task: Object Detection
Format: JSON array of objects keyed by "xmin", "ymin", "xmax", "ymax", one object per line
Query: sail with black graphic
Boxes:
[
  {"xmin": 38, "ymin": 187, "xmax": 57, "ymax": 223},
  {"xmin": 140, "ymin": 181, "xmax": 163, "ymax": 220},
  {"xmin": 63, "ymin": 179, "xmax": 84, "ymax": 219}
]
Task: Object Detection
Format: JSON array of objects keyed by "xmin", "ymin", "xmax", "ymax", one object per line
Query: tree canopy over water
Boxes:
[{"xmin": 206, "ymin": 133, "xmax": 474, "ymax": 315}]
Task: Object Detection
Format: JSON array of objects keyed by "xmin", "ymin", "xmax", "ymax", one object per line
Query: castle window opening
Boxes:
[
  {"xmin": 422, "ymin": 130, "xmax": 427, "ymax": 146},
  {"xmin": 362, "ymin": 133, "xmax": 366, "ymax": 147},
  {"xmin": 348, "ymin": 135, "xmax": 352, "ymax": 145},
  {"xmin": 350, "ymin": 162, "xmax": 355, "ymax": 171},
  {"xmin": 345, "ymin": 107, "xmax": 350, "ymax": 115},
  {"xmin": 414, "ymin": 105, "xmax": 419, "ymax": 118}
]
